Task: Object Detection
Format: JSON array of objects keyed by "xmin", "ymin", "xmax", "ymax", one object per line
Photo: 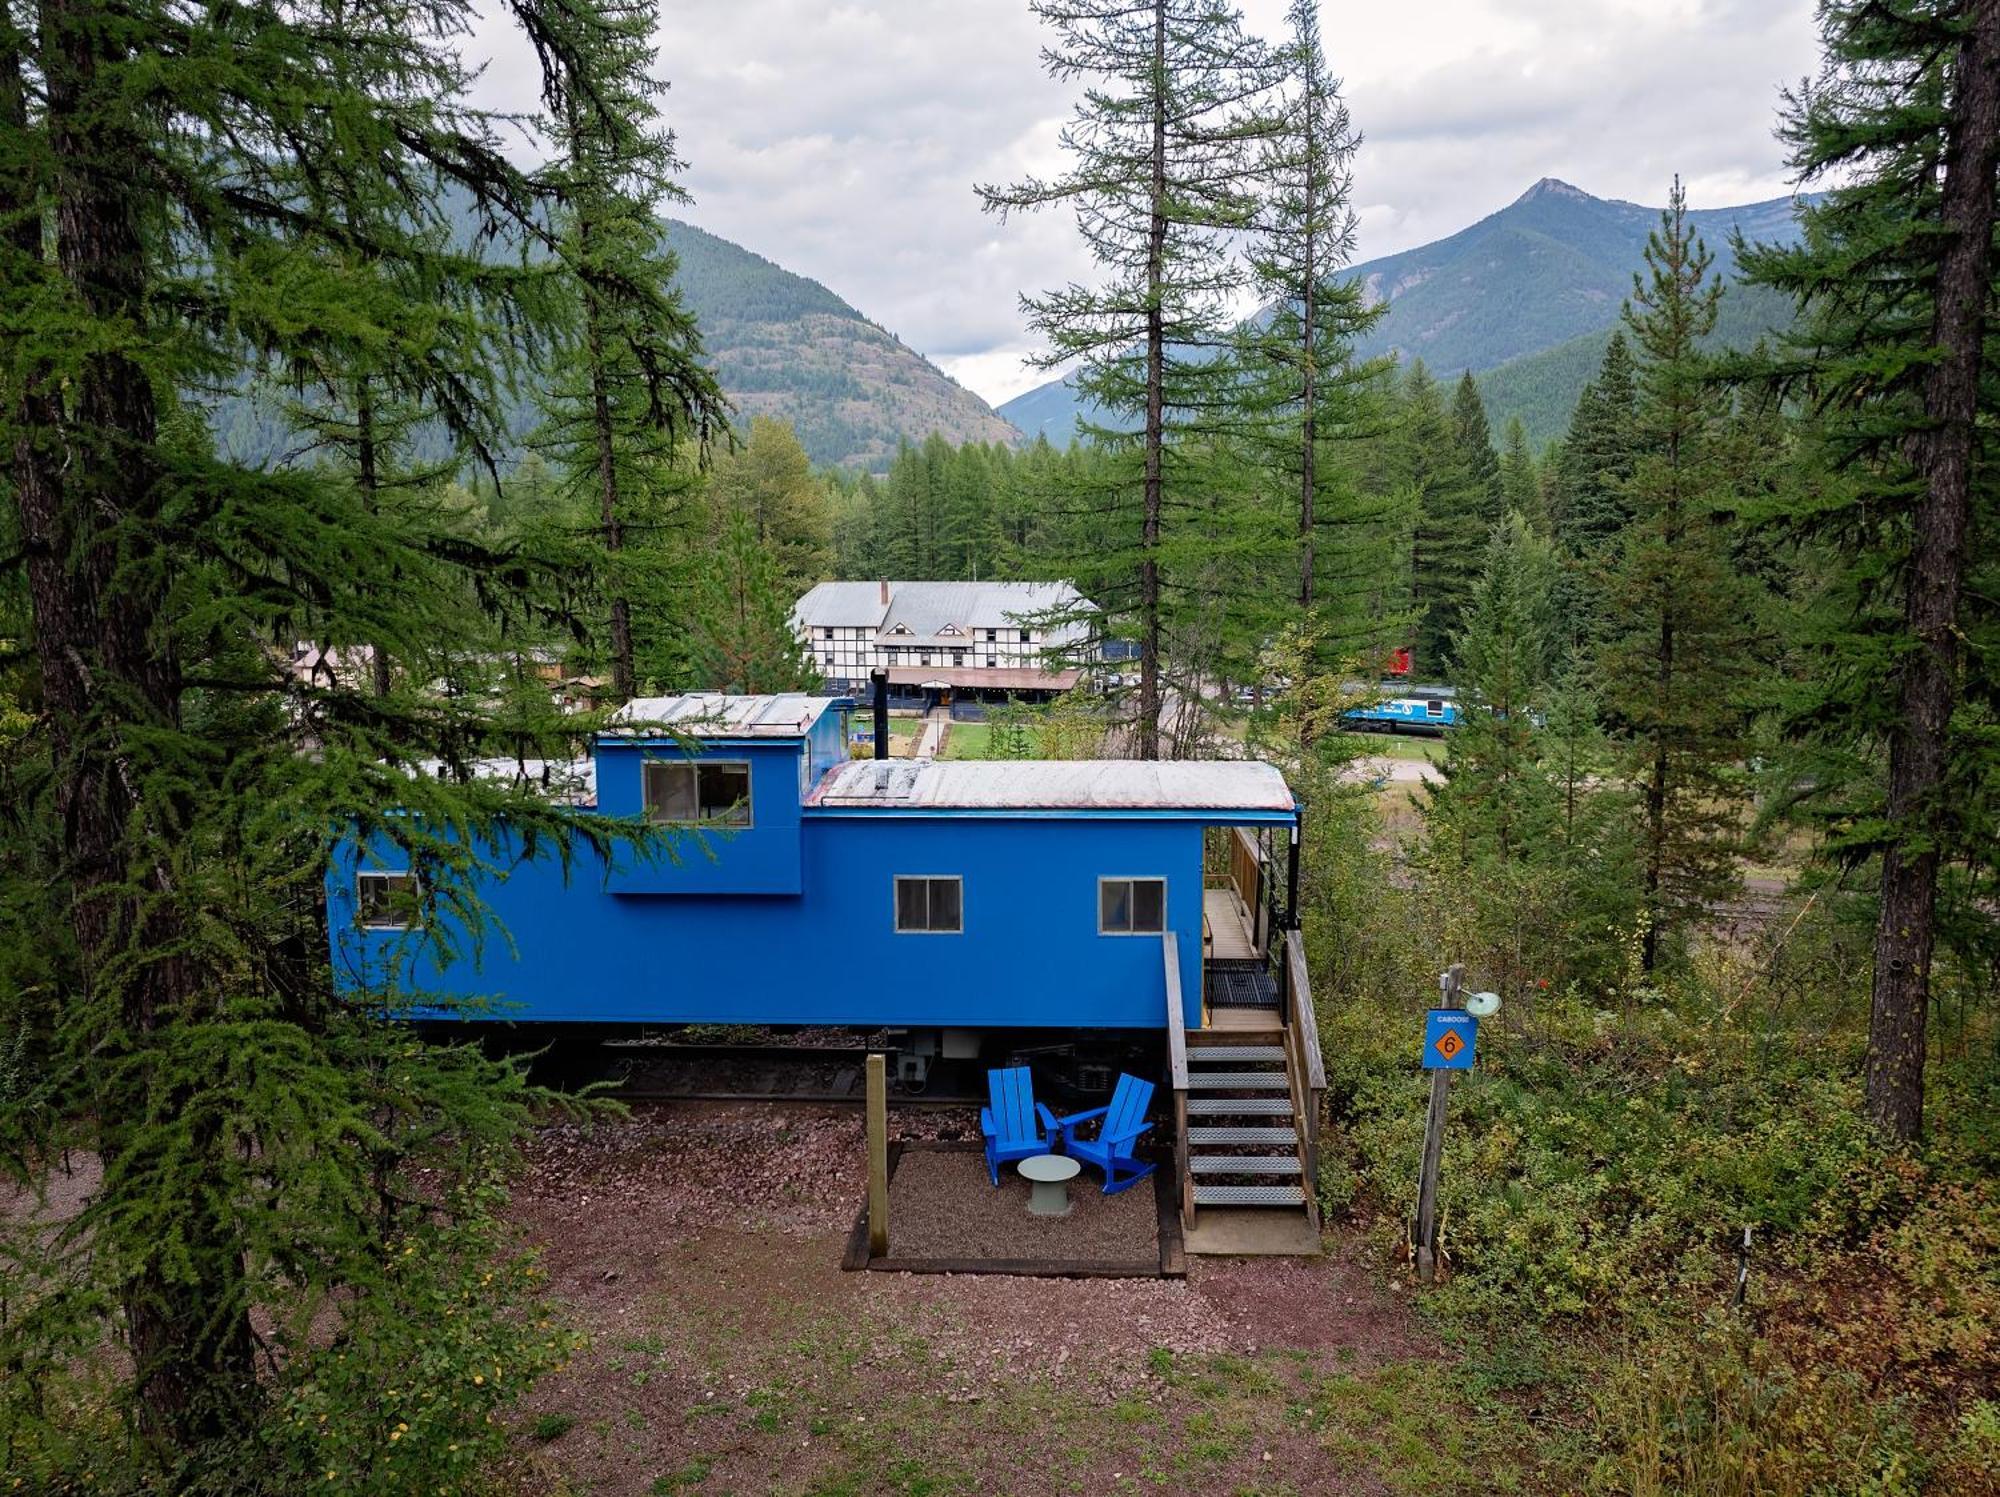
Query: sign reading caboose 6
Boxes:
[{"xmin": 1422, "ymin": 1009, "xmax": 1476, "ymax": 1070}]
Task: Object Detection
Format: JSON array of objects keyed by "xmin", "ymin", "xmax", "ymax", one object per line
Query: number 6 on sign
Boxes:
[{"xmin": 1423, "ymin": 1009, "xmax": 1476, "ymax": 1070}]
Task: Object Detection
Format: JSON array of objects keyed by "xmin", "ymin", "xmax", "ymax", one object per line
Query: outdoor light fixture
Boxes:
[{"xmin": 1464, "ymin": 990, "xmax": 1501, "ymax": 1019}]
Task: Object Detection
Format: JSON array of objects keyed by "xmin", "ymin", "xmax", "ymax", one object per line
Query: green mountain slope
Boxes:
[
  {"xmin": 997, "ymin": 179, "xmax": 1809, "ymax": 445},
  {"xmin": 1476, "ymin": 278, "xmax": 1800, "ymax": 447},
  {"xmin": 211, "ymin": 215, "xmax": 1018, "ymax": 473},
  {"xmin": 664, "ymin": 221, "xmax": 1019, "ymax": 469}
]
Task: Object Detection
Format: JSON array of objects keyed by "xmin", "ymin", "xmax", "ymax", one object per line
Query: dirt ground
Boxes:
[{"xmin": 499, "ymin": 1102, "xmax": 1546, "ymax": 1497}]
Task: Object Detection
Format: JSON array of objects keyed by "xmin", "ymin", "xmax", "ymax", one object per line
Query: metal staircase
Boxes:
[
  {"xmin": 1183, "ymin": 1033, "xmax": 1311, "ymax": 1215},
  {"xmin": 1163, "ymin": 929, "xmax": 1325, "ymax": 1245}
]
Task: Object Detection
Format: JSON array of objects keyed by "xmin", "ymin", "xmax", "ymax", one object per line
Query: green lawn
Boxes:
[
  {"xmin": 1334, "ymin": 732, "xmax": 1443, "ymax": 763},
  {"xmin": 939, "ymin": 722, "xmax": 1042, "ymax": 760}
]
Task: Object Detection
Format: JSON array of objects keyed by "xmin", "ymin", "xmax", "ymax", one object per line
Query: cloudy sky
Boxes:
[{"xmin": 471, "ymin": 0, "xmax": 1822, "ymax": 407}]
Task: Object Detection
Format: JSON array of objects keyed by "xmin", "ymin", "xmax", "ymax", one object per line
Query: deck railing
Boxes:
[
  {"xmin": 1162, "ymin": 930, "xmax": 1192, "ymax": 1230},
  {"xmin": 1283, "ymin": 929, "xmax": 1325, "ymax": 1227}
]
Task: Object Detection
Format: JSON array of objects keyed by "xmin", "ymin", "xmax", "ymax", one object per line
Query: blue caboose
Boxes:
[{"xmin": 329, "ymin": 692, "xmax": 1327, "ymax": 1234}]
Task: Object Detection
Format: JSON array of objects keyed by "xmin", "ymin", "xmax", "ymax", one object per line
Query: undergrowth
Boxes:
[{"xmin": 1309, "ymin": 854, "xmax": 2000, "ymax": 1494}]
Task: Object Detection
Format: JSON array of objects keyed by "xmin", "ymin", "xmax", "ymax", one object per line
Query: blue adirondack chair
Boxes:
[
  {"xmin": 1055, "ymin": 1073, "xmax": 1157, "ymax": 1194},
  {"xmin": 981, "ymin": 1066, "xmax": 1058, "ymax": 1186}
]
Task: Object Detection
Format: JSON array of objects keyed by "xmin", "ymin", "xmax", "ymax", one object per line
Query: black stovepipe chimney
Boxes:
[{"xmin": 871, "ymin": 669, "xmax": 889, "ymax": 760}]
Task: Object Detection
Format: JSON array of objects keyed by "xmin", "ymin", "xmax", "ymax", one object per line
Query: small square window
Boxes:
[
  {"xmin": 1425, "ymin": 698, "xmax": 1444, "ymax": 717},
  {"xmin": 984, "ymin": 629, "xmax": 996, "ymax": 642},
  {"xmin": 1099, "ymin": 877, "xmax": 1166, "ymax": 935},
  {"xmin": 644, "ymin": 760, "xmax": 752, "ymax": 826},
  {"xmin": 822, "ymin": 627, "xmax": 833, "ymax": 639},
  {"xmin": 1019, "ymin": 629, "xmax": 1031, "ymax": 643},
  {"xmin": 357, "ymin": 869, "xmax": 418, "ymax": 929},
  {"xmin": 895, "ymin": 875, "xmax": 962, "ymax": 933}
]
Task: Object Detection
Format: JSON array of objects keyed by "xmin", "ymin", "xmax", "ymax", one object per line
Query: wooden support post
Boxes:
[
  {"xmin": 866, "ymin": 1053, "xmax": 889, "ymax": 1258},
  {"xmin": 1414, "ymin": 963, "xmax": 1464, "ymax": 1285}
]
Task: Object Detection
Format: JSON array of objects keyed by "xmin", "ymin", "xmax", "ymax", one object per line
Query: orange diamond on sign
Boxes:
[{"xmin": 1433, "ymin": 1029, "xmax": 1466, "ymax": 1061}]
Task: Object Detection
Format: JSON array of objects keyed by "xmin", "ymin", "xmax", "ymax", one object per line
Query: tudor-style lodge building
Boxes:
[{"xmin": 791, "ymin": 580, "xmax": 1097, "ymax": 700}]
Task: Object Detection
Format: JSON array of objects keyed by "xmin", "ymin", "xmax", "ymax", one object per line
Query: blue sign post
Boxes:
[
  {"xmin": 1415, "ymin": 965, "xmax": 1472, "ymax": 1286},
  {"xmin": 1422, "ymin": 1009, "xmax": 1477, "ymax": 1070}
]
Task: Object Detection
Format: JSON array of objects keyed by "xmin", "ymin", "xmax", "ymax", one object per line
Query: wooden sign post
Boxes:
[
  {"xmin": 1414, "ymin": 963, "xmax": 1466, "ymax": 1284},
  {"xmin": 866, "ymin": 1053, "xmax": 889, "ymax": 1257}
]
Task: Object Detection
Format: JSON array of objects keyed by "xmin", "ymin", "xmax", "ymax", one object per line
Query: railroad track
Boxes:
[{"xmin": 587, "ymin": 1040, "xmax": 982, "ymax": 1107}]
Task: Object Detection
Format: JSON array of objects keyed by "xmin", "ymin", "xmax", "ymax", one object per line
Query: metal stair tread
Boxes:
[
  {"xmin": 1190, "ymin": 1155, "xmax": 1302, "ymax": 1174},
  {"xmin": 1191, "ymin": 1183, "xmax": 1307, "ymax": 1207},
  {"xmin": 1184, "ymin": 1072, "xmax": 1290, "ymax": 1089},
  {"xmin": 1187, "ymin": 1045, "xmax": 1285, "ymax": 1062},
  {"xmin": 1185, "ymin": 1096, "xmax": 1293, "ymax": 1115},
  {"xmin": 1187, "ymin": 1126, "xmax": 1298, "ymax": 1145}
]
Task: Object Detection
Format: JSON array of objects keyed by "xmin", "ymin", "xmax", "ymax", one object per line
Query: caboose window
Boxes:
[
  {"xmin": 644, "ymin": 760, "xmax": 752, "ymax": 826},
  {"xmin": 1425, "ymin": 698, "xmax": 1444, "ymax": 718},
  {"xmin": 1099, "ymin": 877, "xmax": 1165, "ymax": 935},
  {"xmin": 356, "ymin": 869, "xmax": 418, "ymax": 929},
  {"xmin": 894, "ymin": 875, "xmax": 962, "ymax": 933}
]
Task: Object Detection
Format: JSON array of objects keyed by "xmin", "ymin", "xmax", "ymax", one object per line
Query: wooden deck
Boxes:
[
  {"xmin": 1203, "ymin": 887, "xmax": 1258, "ymax": 962},
  {"xmin": 1200, "ymin": 1006, "xmax": 1282, "ymax": 1034}
]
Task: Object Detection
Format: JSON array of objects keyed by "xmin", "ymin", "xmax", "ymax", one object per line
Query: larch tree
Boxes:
[
  {"xmin": 691, "ymin": 508, "xmax": 822, "ymax": 694},
  {"xmin": 1737, "ymin": 0, "xmax": 2000, "ymax": 1141},
  {"xmin": 979, "ymin": 0, "xmax": 1281, "ymax": 758},
  {"xmin": 0, "ymin": 0, "xmax": 656, "ymax": 1482},
  {"xmin": 535, "ymin": 0, "xmax": 728, "ymax": 704},
  {"xmin": 705, "ymin": 415, "xmax": 833, "ymax": 596},
  {"xmin": 1597, "ymin": 181, "xmax": 1754, "ymax": 973},
  {"xmin": 1239, "ymin": 0, "xmax": 1400, "ymax": 673}
]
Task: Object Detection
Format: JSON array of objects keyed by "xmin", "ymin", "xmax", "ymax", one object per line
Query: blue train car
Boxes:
[
  {"xmin": 1342, "ymin": 685, "xmax": 1460, "ymax": 736},
  {"xmin": 327, "ymin": 693, "xmax": 1299, "ymax": 1040}
]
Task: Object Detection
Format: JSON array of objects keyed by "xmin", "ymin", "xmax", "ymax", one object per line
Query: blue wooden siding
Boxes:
[
  {"xmin": 592, "ymin": 739, "xmax": 807, "ymax": 895},
  {"xmin": 331, "ymin": 812, "xmax": 1207, "ymax": 1029}
]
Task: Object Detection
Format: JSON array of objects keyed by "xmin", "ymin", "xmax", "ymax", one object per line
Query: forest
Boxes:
[{"xmin": 0, "ymin": 0, "xmax": 1996, "ymax": 1493}]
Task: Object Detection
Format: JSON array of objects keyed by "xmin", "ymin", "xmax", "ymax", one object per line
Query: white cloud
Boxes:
[{"xmin": 466, "ymin": 0, "xmax": 1821, "ymax": 408}]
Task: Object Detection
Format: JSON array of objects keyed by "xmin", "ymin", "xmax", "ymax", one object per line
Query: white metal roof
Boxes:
[
  {"xmin": 607, "ymin": 692, "xmax": 838, "ymax": 739},
  {"xmin": 792, "ymin": 580, "xmax": 1094, "ymax": 647},
  {"xmin": 807, "ymin": 759, "xmax": 1295, "ymax": 814}
]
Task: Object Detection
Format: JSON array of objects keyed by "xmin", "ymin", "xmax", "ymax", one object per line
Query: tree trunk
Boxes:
[
  {"xmin": 27, "ymin": 0, "xmax": 256, "ymax": 1451},
  {"xmin": 1867, "ymin": 0, "xmax": 2000, "ymax": 1143},
  {"xmin": 1137, "ymin": 0, "xmax": 1166, "ymax": 761},
  {"xmin": 587, "ymin": 297, "xmax": 637, "ymax": 703},
  {"xmin": 1298, "ymin": 67, "xmax": 1318, "ymax": 614},
  {"xmin": 1641, "ymin": 616, "xmax": 1670, "ymax": 975},
  {"xmin": 357, "ymin": 378, "xmax": 392, "ymax": 698}
]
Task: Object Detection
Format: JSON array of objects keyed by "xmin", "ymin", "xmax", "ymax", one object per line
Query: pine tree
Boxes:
[
  {"xmin": 0, "ymin": 0, "xmax": 645, "ymax": 1477},
  {"xmin": 1597, "ymin": 181, "xmax": 1753, "ymax": 973},
  {"xmin": 1392, "ymin": 361, "xmax": 1483, "ymax": 675},
  {"xmin": 1555, "ymin": 331, "xmax": 1639, "ymax": 563},
  {"xmin": 979, "ymin": 0, "xmax": 1281, "ymax": 757},
  {"xmin": 1498, "ymin": 417, "xmax": 1544, "ymax": 531},
  {"xmin": 1737, "ymin": 0, "xmax": 2000, "ymax": 1140},
  {"xmin": 1450, "ymin": 371, "xmax": 1503, "ymax": 519},
  {"xmin": 1427, "ymin": 513, "xmax": 1556, "ymax": 864},
  {"xmin": 533, "ymin": 0, "xmax": 726, "ymax": 704}
]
